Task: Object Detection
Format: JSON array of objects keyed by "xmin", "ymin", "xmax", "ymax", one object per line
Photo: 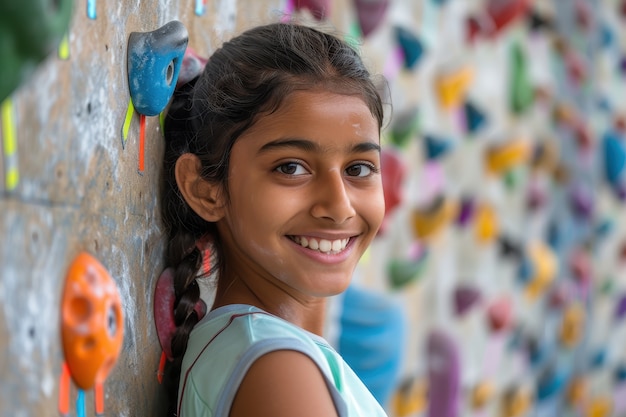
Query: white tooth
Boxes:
[
  {"xmin": 343, "ymin": 238, "xmax": 349, "ymax": 248},
  {"xmin": 331, "ymin": 240, "xmax": 342, "ymax": 252},
  {"xmin": 319, "ymin": 239, "xmax": 332, "ymax": 252},
  {"xmin": 309, "ymin": 239, "xmax": 319, "ymax": 250},
  {"xmin": 300, "ymin": 237, "xmax": 308, "ymax": 248}
]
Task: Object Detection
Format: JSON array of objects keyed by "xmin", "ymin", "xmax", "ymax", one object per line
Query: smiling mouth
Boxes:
[{"xmin": 289, "ymin": 236, "xmax": 351, "ymax": 254}]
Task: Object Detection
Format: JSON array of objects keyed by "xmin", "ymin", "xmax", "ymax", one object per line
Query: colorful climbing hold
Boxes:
[
  {"xmin": 464, "ymin": 100, "xmax": 487, "ymax": 135},
  {"xmin": 473, "ymin": 202, "xmax": 499, "ymax": 245},
  {"xmin": 486, "ymin": 296, "xmax": 513, "ymax": 333},
  {"xmin": 412, "ymin": 195, "xmax": 458, "ymax": 240},
  {"xmin": 424, "ymin": 133, "xmax": 454, "ymax": 160},
  {"xmin": 435, "ymin": 65, "xmax": 474, "ymax": 111},
  {"xmin": 293, "ymin": 0, "xmax": 331, "ymax": 20},
  {"xmin": 127, "ymin": 21, "xmax": 189, "ymax": 116},
  {"xmin": 485, "ymin": 139, "xmax": 532, "ymax": 176},
  {"xmin": 466, "ymin": 0, "xmax": 532, "ymax": 42},
  {"xmin": 559, "ymin": 302, "xmax": 586, "ymax": 348},
  {"xmin": 453, "ymin": 284, "xmax": 482, "ymax": 317},
  {"xmin": 353, "ymin": 0, "xmax": 389, "ymax": 38},
  {"xmin": 60, "ymin": 252, "xmax": 124, "ymax": 390},
  {"xmin": 394, "ymin": 26, "xmax": 424, "ymax": 70},
  {"xmin": 509, "ymin": 40, "xmax": 535, "ymax": 115}
]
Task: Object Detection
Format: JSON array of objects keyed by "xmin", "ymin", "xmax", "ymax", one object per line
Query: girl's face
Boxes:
[{"xmin": 216, "ymin": 90, "xmax": 384, "ymax": 302}]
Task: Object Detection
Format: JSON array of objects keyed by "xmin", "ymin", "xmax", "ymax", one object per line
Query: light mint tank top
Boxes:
[{"xmin": 177, "ymin": 304, "xmax": 388, "ymax": 417}]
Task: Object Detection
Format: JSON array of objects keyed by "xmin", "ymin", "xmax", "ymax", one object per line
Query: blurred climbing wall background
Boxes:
[{"xmin": 3, "ymin": 1, "xmax": 626, "ymax": 417}]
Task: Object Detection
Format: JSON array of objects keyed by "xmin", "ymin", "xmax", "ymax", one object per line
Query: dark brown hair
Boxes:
[{"xmin": 160, "ymin": 21, "xmax": 384, "ymax": 415}]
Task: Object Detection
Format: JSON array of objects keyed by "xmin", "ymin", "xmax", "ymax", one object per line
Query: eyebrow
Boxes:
[{"xmin": 257, "ymin": 138, "xmax": 381, "ymax": 155}]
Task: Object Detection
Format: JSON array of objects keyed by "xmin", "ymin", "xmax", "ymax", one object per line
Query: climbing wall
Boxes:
[
  {"xmin": 0, "ymin": 1, "xmax": 283, "ymax": 415},
  {"xmin": 4, "ymin": 1, "xmax": 626, "ymax": 417},
  {"xmin": 334, "ymin": 1, "xmax": 626, "ymax": 417}
]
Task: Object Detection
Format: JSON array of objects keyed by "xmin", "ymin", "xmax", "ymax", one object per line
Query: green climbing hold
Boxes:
[
  {"xmin": 509, "ymin": 40, "xmax": 534, "ymax": 115},
  {"xmin": 0, "ymin": 0, "xmax": 74, "ymax": 101}
]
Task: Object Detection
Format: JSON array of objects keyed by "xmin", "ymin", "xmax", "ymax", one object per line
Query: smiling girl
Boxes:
[{"xmin": 161, "ymin": 22, "xmax": 387, "ymax": 417}]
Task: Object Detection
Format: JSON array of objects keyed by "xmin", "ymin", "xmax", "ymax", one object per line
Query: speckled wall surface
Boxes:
[
  {"xmin": 0, "ymin": 1, "xmax": 283, "ymax": 415},
  {"xmin": 5, "ymin": 1, "xmax": 626, "ymax": 417}
]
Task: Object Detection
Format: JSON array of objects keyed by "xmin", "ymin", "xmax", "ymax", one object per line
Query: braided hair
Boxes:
[{"xmin": 160, "ymin": 21, "xmax": 384, "ymax": 415}]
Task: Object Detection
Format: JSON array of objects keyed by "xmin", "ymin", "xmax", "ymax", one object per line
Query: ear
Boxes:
[{"xmin": 175, "ymin": 153, "xmax": 225, "ymax": 222}]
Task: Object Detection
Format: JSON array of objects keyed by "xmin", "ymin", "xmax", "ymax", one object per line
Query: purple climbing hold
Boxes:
[
  {"xmin": 456, "ymin": 196, "xmax": 474, "ymax": 227},
  {"xmin": 615, "ymin": 293, "xmax": 626, "ymax": 321},
  {"xmin": 426, "ymin": 329, "xmax": 461, "ymax": 417},
  {"xmin": 353, "ymin": 0, "xmax": 390, "ymax": 38},
  {"xmin": 569, "ymin": 182, "xmax": 594, "ymax": 220},
  {"xmin": 453, "ymin": 284, "xmax": 482, "ymax": 316}
]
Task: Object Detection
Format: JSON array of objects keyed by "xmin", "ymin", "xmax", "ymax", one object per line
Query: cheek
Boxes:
[
  {"xmin": 362, "ymin": 187, "xmax": 386, "ymax": 232},
  {"xmin": 229, "ymin": 184, "xmax": 297, "ymax": 234}
]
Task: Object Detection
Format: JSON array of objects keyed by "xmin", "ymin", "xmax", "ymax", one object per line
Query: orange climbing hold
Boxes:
[
  {"xmin": 485, "ymin": 139, "xmax": 532, "ymax": 176},
  {"xmin": 585, "ymin": 396, "xmax": 612, "ymax": 417},
  {"xmin": 559, "ymin": 302, "xmax": 586, "ymax": 348},
  {"xmin": 412, "ymin": 196, "xmax": 458, "ymax": 240},
  {"xmin": 61, "ymin": 252, "xmax": 124, "ymax": 390},
  {"xmin": 435, "ymin": 66, "xmax": 474, "ymax": 110},
  {"xmin": 392, "ymin": 377, "xmax": 427, "ymax": 417},
  {"xmin": 501, "ymin": 385, "xmax": 532, "ymax": 417},
  {"xmin": 471, "ymin": 380, "xmax": 495, "ymax": 409},
  {"xmin": 525, "ymin": 241, "xmax": 558, "ymax": 300},
  {"xmin": 473, "ymin": 202, "xmax": 499, "ymax": 244}
]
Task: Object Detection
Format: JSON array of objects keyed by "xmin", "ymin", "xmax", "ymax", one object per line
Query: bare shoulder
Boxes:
[{"xmin": 229, "ymin": 349, "xmax": 339, "ymax": 417}]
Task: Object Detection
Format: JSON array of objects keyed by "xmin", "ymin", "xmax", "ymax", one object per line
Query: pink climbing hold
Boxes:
[
  {"xmin": 353, "ymin": 0, "xmax": 390, "ymax": 38},
  {"xmin": 486, "ymin": 296, "xmax": 513, "ymax": 333}
]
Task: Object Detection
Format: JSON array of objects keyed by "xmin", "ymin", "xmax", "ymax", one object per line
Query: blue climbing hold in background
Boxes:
[
  {"xmin": 424, "ymin": 134, "xmax": 453, "ymax": 160},
  {"xmin": 602, "ymin": 130, "xmax": 626, "ymax": 188},
  {"xmin": 464, "ymin": 100, "xmax": 487, "ymax": 134},
  {"xmin": 394, "ymin": 26, "xmax": 425, "ymax": 70},
  {"xmin": 338, "ymin": 285, "xmax": 406, "ymax": 408}
]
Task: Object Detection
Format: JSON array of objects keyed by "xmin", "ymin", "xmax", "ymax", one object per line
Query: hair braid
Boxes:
[{"xmin": 162, "ymin": 227, "xmax": 203, "ymax": 416}]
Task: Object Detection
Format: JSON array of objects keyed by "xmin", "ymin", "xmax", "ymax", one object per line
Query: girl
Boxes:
[{"xmin": 161, "ymin": 22, "xmax": 388, "ymax": 417}]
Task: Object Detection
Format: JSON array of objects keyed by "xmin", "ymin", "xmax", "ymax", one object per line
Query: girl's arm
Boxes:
[{"xmin": 229, "ymin": 349, "xmax": 340, "ymax": 417}]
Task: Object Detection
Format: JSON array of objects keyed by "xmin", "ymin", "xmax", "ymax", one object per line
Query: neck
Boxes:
[{"xmin": 212, "ymin": 274, "xmax": 328, "ymax": 336}]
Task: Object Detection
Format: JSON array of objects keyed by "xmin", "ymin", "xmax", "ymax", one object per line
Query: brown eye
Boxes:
[
  {"xmin": 276, "ymin": 162, "xmax": 306, "ymax": 175},
  {"xmin": 346, "ymin": 164, "xmax": 374, "ymax": 177}
]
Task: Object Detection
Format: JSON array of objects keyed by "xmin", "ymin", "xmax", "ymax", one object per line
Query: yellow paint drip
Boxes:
[
  {"xmin": 1, "ymin": 98, "xmax": 18, "ymax": 190},
  {"xmin": 58, "ymin": 32, "xmax": 70, "ymax": 60},
  {"xmin": 122, "ymin": 99, "xmax": 135, "ymax": 148}
]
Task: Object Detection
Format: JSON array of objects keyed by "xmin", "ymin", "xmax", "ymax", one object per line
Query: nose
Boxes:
[{"xmin": 310, "ymin": 169, "xmax": 356, "ymax": 223}]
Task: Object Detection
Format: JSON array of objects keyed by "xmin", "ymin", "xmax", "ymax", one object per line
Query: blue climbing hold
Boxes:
[
  {"xmin": 602, "ymin": 130, "xmax": 626, "ymax": 187},
  {"xmin": 614, "ymin": 362, "xmax": 626, "ymax": 383},
  {"xmin": 536, "ymin": 364, "xmax": 569, "ymax": 401},
  {"xmin": 338, "ymin": 285, "xmax": 406, "ymax": 407},
  {"xmin": 600, "ymin": 22, "xmax": 615, "ymax": 49},
  {"xmin": 517, "ymin": 256, "xmax": 534, "ymax": 285},
  {"xmin": 464, "ymin": 100, "xmax": 487, "ymax": 134},
  {"xmin": 394, "ymin": 26, "xmax": 424, "ymax": 70},
  {"xmin": 127, "ymin": 21, "xmax": 189, "ymax": 116},
  {"xmin": 424, "ymin": 134, "xmax": 453, "ymax": 160},
  {"xmin": 590, "ymin": 347, "xmax": 607, "ymax": 369}
]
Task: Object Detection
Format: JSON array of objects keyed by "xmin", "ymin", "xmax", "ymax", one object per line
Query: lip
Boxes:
[{"xmin": 286, "ymin": 234, "xmax": 358, "ymax": 265}]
